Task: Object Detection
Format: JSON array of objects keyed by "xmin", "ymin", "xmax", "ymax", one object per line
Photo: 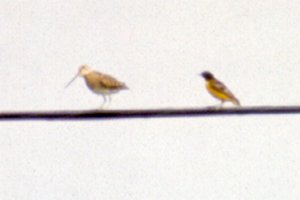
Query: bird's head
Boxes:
[
  {"xmin": 201, "ymin": 71, "xmax": 214, "ymax": 80},
  {"xmin": 64, "ymin": 65, "xmax": 92, "ymax": 88},
  {"xmin": 79, "ymin": 65, "xmax": 92, "ymax": 76}
]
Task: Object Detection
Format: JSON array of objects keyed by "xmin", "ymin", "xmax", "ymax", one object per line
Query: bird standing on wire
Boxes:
[
  {"xmin": 65, "ymin": 65, "xmax": 128, "ymax": 108},
  {"xmin": 201, "ymin": 71, "xmax": 240, "ymax": 107}
]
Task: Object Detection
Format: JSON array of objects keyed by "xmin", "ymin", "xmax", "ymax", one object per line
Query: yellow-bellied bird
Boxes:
[
  {"xmin": 65, "ymin": 65, "xmax": 128, "ymax": 107},
  {"xmin": 201, "ymin": 71, "xmax": 240, "ymax": 107}
]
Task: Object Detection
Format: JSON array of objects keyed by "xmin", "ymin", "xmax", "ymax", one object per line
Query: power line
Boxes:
[{"xmin": 1, "ymin": 106, "xmax": 300, "ymax": 121}]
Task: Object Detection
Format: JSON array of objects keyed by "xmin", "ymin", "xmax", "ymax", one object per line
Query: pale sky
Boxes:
[{"xmin": 1, "ymin": 1, "xmax": 300, "ymax": 199}]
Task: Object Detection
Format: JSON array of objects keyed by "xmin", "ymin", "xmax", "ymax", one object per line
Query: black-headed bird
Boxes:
[{"xmin": 201, "ymin": 71, "xmax": 240, "ymax": 107}]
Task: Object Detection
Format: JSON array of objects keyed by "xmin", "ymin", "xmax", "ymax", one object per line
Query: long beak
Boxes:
[{"xmin": 65, "ymin": 73, "xmax": 79, "ymax": 88}]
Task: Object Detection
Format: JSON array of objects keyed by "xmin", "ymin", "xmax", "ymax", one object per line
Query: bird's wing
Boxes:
[
  {"xmin": 211, "ymin": 79, "xmax": 236, "ymax": 99},
  {"xmin": 96, "ymin": 72, "xmax": 127, "ymax": 89}
]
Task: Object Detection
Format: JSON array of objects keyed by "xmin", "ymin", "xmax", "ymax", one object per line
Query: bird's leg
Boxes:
[
  {"xmin": 210, "ymin": 101, "xmax": 224, "ymax": 110},
  {"xmin": 219, "ymin": 101, "xmax": 224, "ymax": 109},
  {"xmin": 106, "ymin": 95, "xmax": 112, "ymax": 108},
  {"xmin": 107, "ymin": 95, "xmax": 112, "ymax": 103},
  {"xmin": 100, "ymin": 94, "xmax": 107, "ymax": 109},
  {"xmin": 213, "ymin": 101, "xmax": 224, "ymax": 110}
]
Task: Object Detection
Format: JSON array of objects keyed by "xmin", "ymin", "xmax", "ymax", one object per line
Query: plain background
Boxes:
[{"xmin": 0, "ymin": 0, "xmax": 300, "ymax": 199}]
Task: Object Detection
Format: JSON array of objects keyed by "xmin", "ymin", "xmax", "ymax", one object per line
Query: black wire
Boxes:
[{"xmin": 1, "ymin": 106, "xmax": 300, "ymax": 121}]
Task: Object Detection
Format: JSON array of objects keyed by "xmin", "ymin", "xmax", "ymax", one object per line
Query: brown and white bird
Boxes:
[
  {"xmin": 201, "ymin": 71, "xmax": 240, "ymax": 107},
  {"xmin": 65, "ymin": 65, "xmax": 128, "ymax": 107}
]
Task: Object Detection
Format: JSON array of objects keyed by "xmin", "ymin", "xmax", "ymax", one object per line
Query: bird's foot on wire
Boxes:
[
  {"xmin": 206, "ymin": 103, "xmax": 224, "ymax": 110},
  {"xmin": 99, "ymin": 101, "xmax": 106, "ymax": 110},
  {"xmin": 206, "ymin": 106, "xmax": 217, "ymax": 110}
]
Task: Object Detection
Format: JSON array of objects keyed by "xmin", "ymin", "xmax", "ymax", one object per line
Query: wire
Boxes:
[{"xmin": 1, "ymin": 106, "xmax": 300, "ymax": 121}]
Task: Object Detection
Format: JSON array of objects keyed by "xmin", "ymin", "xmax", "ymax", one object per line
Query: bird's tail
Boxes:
[
  {"xmin": 122, "ymin": 83, "xmax": 129, "ymax": 90},
  {"xmin": 231, "ymin": 97, "xmax": 241, "ymax": 106}
]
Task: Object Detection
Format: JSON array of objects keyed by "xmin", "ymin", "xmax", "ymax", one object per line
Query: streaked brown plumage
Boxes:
[
  {"xmin": 81, "ymin": 67, "xmax": 128, "ymax": 94},
  {"xmin": 65, "ymin": 65, "xmax": 128, "ymax": 107}
]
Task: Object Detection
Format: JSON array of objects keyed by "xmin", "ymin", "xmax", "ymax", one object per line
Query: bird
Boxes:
[
  {"xmin": 65, "ymin": 65, "xmax": 128, "ymax": 108},
  {"xmin": 200, "ymin": 71, "xmax": 240, "ymax": 107}
]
